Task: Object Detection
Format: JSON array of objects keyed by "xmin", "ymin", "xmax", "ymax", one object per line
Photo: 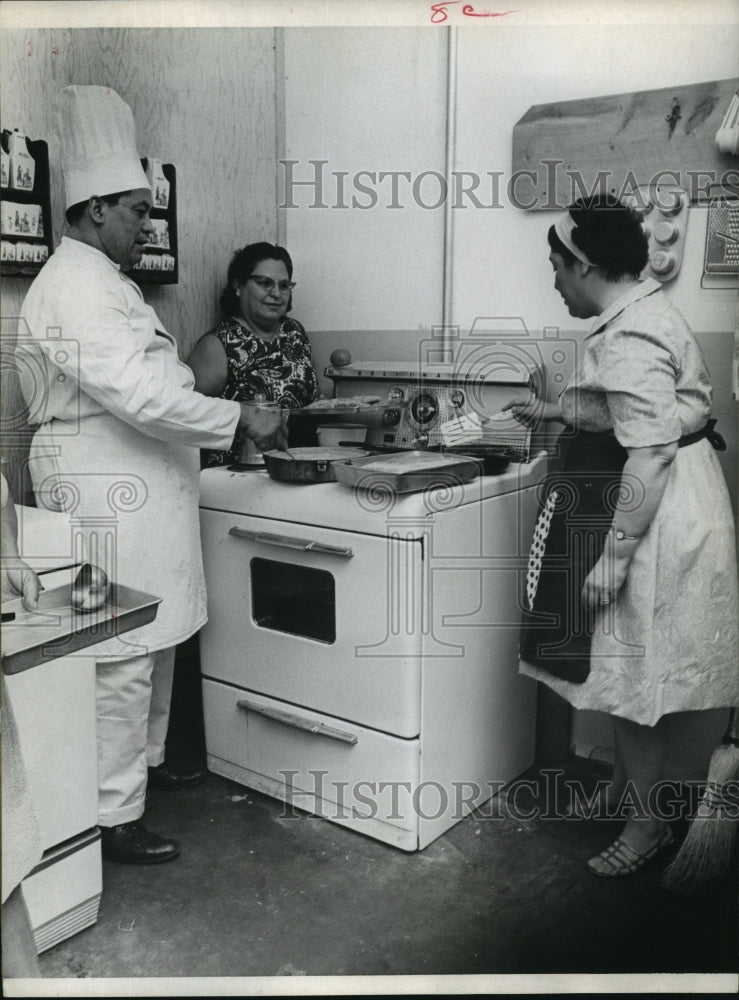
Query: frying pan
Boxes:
[{"xmin": 262, "ymin": 447, "xmax": 371, "ymax": 484}]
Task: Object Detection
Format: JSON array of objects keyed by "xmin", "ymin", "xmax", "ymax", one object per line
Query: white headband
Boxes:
[{"xmin": 554, "ymin": 214, "xmax": 593, "ymax": 266}]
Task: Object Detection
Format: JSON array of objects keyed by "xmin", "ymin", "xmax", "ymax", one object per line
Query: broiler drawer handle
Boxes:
[
  {"xmin": 236, "ymin": 699, "xmax": 358, "ymax": 745},
  {"xmin": 228, "ymin": 526, "xmax": 353, "ymax": 558}
]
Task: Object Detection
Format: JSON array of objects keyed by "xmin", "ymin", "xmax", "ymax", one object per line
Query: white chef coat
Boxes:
[{"xmin": 18, "ymin": 237, "xmax": 241, "ymax": 656}]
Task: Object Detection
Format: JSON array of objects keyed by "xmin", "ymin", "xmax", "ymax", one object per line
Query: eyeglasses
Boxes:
[{"xmin": 247, "ymin": 276, "xmax": 296, "ymax": 296}]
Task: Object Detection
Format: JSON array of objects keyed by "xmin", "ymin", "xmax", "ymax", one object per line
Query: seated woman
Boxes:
[{"xmin": 188, "ymin": 242, "xmax": 318, "ymax": 465}]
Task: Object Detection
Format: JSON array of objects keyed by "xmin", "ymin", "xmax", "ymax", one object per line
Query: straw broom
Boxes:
[{"xmin": 661, "ymin": 707, "xmax": 739, "ymax": 895}]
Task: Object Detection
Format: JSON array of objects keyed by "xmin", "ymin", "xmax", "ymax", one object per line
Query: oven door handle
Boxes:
[
  {"xmin": 228, "ymin": 526, "xmax": 353, "ymax": 559},
  {"xmin": 236, "ymin": 699, "xmax": 358, "ymax": 745}
]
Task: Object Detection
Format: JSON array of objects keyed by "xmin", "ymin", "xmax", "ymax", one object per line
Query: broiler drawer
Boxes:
[{"xmin": 203, "ymin": 678, "xmax": 422, "ymax": 850}]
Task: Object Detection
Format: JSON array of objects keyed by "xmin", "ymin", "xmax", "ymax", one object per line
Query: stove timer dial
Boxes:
[{"xmin": 410, "ymin": 392, "xmax": 439, "ymax": 426}]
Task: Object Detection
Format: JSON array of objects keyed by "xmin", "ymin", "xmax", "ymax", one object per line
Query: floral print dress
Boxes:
[{"xmin": 200, "ymin": 315, "xmax": 318, "ymax": 467}]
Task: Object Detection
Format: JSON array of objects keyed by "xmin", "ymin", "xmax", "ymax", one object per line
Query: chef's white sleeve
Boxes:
[{"xmin": 30, "ymin": 282, "xmax": 241, "ymax": 450}]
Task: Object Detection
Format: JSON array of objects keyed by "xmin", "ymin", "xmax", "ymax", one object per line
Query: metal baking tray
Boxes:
[
  {"xmin": 333, "ymin": 450, "xmax": 481, "ymax": 494},
  {"xmin": 1, "ymin": 583, "xmax": 161, "ymax": 674}
]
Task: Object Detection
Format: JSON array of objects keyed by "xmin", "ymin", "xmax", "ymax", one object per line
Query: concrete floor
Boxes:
[{"xmin": 34, "ymin": 757, "xmax": 737, "ymax": 992}]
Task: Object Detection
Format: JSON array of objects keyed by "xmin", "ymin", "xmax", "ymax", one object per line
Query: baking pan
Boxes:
[
  {"xmin": 262, "ymin": 446, "xmax": 371, "ymax": 483},
  {"xmin": 333, "ymin": 450, "xmax": 481, "ymax": 494},
  {"xmin": 442, "ymin": 446, "xmax": 511, "ymax": 476},
  {"xmin": 1, "ymin": 583, "xmax": 161, "ymax": 674}
]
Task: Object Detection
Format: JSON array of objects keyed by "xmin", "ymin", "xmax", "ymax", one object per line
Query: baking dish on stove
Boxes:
[{"xmin": 332, "ymin": 450, "xmax": 481, "ymax": 494}]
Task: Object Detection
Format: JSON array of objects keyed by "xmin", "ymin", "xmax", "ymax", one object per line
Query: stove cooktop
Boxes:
[{"xmin": 199, "ymin": 452, "xmax": 548, "ymax": 535}]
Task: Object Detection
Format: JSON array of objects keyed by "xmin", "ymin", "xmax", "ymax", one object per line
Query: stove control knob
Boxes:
[
  {"xmin": 659, "ymin": 191, "xmax": 684, "ymax": 217},
  {"xmin": 415, "ymin": 432, "xmax": 429, "ymax": 448},
  {"xmin": 388, "ymin": 386, "xmax": 405, "ymax": 402},
  {"xmin": 653, "ymin": 221, "xmax": 678, "ymax": 245},
  {"xmin": 650, "ymin": 250, "xmax": 676, "ymax": 276},
  {"xmin": 382, "ymin": 407, "xmax": 401, "ymax": 427},
  {"xmin": 451, "ymin": 389, "xmax": 465, "ymax": 408}
]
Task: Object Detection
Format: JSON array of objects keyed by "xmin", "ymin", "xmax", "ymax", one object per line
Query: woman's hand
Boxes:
[
  {"xmin": 581, "ymin": 442, "xmax": 677, "ymax": 610},
  {"xmin": 238, "ymin": 402, "xmax": 288, "ymax": 452},
  {"xmin": 581, "ymin": 549, "xmax": 631, "ymax": 610},
  {"xmin": 502, "ymin": 395, "xmax": 563, "ymax": 428}
]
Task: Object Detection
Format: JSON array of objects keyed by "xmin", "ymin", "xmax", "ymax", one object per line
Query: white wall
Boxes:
[
  {"xmin": 449, "ymin": 22, "xmax": 739, "ymax": 333},
  {"xmin": 284, "ymin": 22, "xmax": 738, "ymax": 499},
  {"xmin": 282, "ymin": 28, "xmax": 448, "ymax": 333},
  {"xmin": 450, "ymin": 21, "xmax": 738, "ymax": 509}
]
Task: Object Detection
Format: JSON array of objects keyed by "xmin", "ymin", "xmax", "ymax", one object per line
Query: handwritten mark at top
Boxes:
[{"xmin": 430, "ymin": 2, "xmax": 520, "ymax": 23}]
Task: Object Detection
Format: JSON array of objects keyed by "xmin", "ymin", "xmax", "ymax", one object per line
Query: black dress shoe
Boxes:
[
  {"xmin": 147, "ymin": 762, "xmax": 207, "ymax": 790},
  {"xmin": 100, "ymin": 821, "xmax": 181, "ymax": 864}
]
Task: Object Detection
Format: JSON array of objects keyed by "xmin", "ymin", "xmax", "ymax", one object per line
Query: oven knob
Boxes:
[
  {"xmin": 650, "ymin": 250, "xmax": 675, "ymax": 276},
  {"xmin": 415, "ymin": 432, "xmax": 429, "ymax": 447},
  {"xmin": 659, "ymin": 191, "xmax": 684, "ymax": 217},
  {"xmin": 653, "ymin": 221, "xmax": 678, "ymax": 245},
  {"xmin": 388, "ymin": 386, "xmax": 405, "ymax": 402},
  {"xmin": 451, "ymin": 389, "xmax": 465, "ymax": 408},
  {"xmin": 382, "ymin": 407, "xmax": 401, "ymax": 426}
]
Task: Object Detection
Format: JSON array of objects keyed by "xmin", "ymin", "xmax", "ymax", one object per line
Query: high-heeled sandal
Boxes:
[{"xmin": 587, "ymin": 827, "xmax": 674, "ymax": 878}]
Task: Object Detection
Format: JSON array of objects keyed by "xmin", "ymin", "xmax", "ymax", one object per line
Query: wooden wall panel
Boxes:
[
  {"xmin": 511, "ymin": 77, "xmax": 739, "ymax": 209},
  {"xmin": 1, "ymin": 27, "xmax": 279, "ymax": 501}
]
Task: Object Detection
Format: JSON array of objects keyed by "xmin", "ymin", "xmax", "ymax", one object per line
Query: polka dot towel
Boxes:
[{"xmin": 526, "ymin": 489, "xmax": 558, "ymax": 610}]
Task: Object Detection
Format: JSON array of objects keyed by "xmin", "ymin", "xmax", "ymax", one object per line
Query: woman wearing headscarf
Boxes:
[{"xmin": 506, "ymin": 194, "xmax": 739, "ymax": 877}]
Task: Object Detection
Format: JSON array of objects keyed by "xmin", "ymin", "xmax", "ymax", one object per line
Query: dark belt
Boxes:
[{"xmin": 678, "ymin": 418, "xmax": 726, "ymax": 451}]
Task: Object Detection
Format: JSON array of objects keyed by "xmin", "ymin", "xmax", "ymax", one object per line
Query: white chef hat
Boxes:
[{"xmin": 59, "ymin": 85, "xmax": 151, "ymax": 209}]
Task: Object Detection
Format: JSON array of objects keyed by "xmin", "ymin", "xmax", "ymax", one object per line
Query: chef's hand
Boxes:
[
  {"xmin": 238, "ymin": 402, "xmax": 288, "ymax": 452},
  {"xmin": 502, "ymin": 394, "xmax": 563, "ymax": 428},
  {"xmin": 1, "ymin": 559, "xmax": 41, "ymax": 612}
]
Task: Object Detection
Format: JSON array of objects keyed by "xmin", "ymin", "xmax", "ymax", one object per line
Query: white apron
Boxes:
[{"xmin": 29, "ymin": 412, "xmax": 207, "ymax": 659}]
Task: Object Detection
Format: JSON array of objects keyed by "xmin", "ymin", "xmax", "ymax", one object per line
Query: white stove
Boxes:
[{"xmin": 198, "ymin": 447, "xmax": 548, "ymax": 851}]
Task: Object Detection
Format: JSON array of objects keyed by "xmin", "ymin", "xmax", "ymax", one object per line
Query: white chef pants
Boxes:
[{"xmin": 96, "ymin": 646, "xmax": 176, "ymax": 827}]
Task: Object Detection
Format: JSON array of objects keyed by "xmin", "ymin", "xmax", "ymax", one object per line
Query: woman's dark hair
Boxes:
[
  {"xmin": 219, "ymin": 242, "xmax": 294, "ymax": 316},
  {"xmin": 547, "ymin": 193, "xmax": 649, "ymax": 280}
]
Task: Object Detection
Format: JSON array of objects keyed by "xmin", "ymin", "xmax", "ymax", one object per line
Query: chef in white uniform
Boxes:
[{"xmin": 17, "ymin": 85, "xmax": 286, "ymax": 865}]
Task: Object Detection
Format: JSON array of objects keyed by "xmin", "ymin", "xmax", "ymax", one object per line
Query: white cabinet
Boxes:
[
  {"xmin": 5, "ymin": 506, "xmax": 102, "ymax": 953},
  {"xmin": 9, "ymin": 654, "xmax": 102, "ymax": 954}
]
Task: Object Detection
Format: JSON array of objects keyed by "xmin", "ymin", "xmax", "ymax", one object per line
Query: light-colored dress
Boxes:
[{"xmin": 520, "ymin": 279, "xmax": 739, "ymax": 726}]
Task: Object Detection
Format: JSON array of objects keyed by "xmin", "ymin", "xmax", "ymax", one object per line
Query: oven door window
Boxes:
[{"xmin": 251, "ymin": 557, "xmax": 336, "ymax": 644}]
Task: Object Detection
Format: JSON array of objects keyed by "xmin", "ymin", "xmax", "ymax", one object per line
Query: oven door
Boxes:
[{"xmin": 199, "ymin": 509, "xmax": 424, "ymax": 737}]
